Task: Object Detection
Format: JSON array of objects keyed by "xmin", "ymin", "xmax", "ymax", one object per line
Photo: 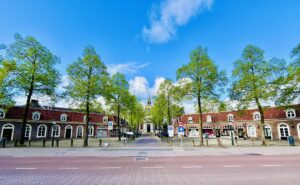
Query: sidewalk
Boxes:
[{"xmin": 1, "ymin": 146, "xmax": 300, "ymax": 157}]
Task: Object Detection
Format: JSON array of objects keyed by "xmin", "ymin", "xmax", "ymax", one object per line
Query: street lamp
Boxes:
[
  {"xmin": 51, "ymin": 121, "xmax": 56, "ymax": 147},
  {"xmin": 229, "ymin": 123, "xmax": 234, "ymax": 146}
]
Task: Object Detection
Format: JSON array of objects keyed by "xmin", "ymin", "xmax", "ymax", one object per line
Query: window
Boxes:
[
  {"xmin": 0, "ymin": 109, "xmax": 5, "ymax": 118},
  {"xmin": 188, "ymin": 116, "xmax": 193, "ymax": 124},
  {"xmin": 247, "ymin": 125, "xmax": 256, "ymax": 137},
  {"xmin": 253, "ymin": 112, "xmax": 261, "ymax": 120},
  {"xmin": 25, "ymin": 124, "xmax": 32, "ymax": 139},
  {"xmin": 285, "ymin": 109, "xmax": 296, "ymax": 118},
  {"xmin": 103, "ymin": 117, "xmax": 108, "ymax": 123},
  {"xmin": 264, "ymin": 124, "xmax": 272, "ymax": 139},
  {"xmin": 227, "ymin": 114, "xmax": 234, "ymax": 122},
  {"xmin": 32, "ymin": 112, "xmax": 41, "ymax": 120},
  {"xmin": 83, "ymin": 116, "xmax": 87, "ymax": 122},
  {"xmin": 297, "ymin": 123, "xmax": 300, "ymax": 139},
  {"xmin": 51, "ymin": 125, "xmax": 60, "ymax": 137},
  {"xmin": 37, "ymin": 125, "xmax": 47, "ymax": 138},
  {"xmin": 77, "ymin": 126, "xmax": 83, "ymax": 138},
  {"xmin": 278, "ymin": 124, "xmax": 290, "ymax": 140},
  {"xmin": 206, "ymin": 115, "xmax": 212, "ymax": 123},
  {"xmin": 1, "ymin": 124, "xmax": 14, "ymax": 141},
  {"xmin": 88, "ymin": 126, "xmax": 94, "ymax": 136},
  {"xmin": 60, "ymin": 114, "xmax": 67, "ymax": 122}
]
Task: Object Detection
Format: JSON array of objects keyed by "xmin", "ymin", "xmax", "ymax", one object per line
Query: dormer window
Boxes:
[
  {"xmin": 188, "ymin": 116, "xmax": 193, "ymax": 124},
  {"xmin": 32, "ymin": 112, "xmax": 41, "ymax": 120},
  {"xmin": 253, "ymin": 112, "xmax": 261, "ymax": 120},
  {"xmin": 206, "ymin": 115, "xmax": 212, "ymax": 123},
  {"xmin": 0, "ymin": 109, "xmax": 5, "ymax": 118},
  {"xmin": 103, "ymin": 117, "xmax": 108, "ymax": 123},
  {"xmin": 285, "ymin": 109, "xmax": 296, "ymax": 118},
  {"xmin": 60, "ymin": 114, "xmax": 67, "ymax": 122},
  {"xmin": 227, "ymin": 114, "xmax": 234, "ymax": 122}
]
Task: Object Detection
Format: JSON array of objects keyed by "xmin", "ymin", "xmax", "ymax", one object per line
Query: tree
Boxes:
[
  {"xmin": 177, "ymin": 47, "xmax": 227, "ymax": 145},
  {"xmin": 107, "ymin": 73, "xmax": 129, "ymax": 141},
  {"xmin": 65, "ymin": 46, "xmax": 109, "ymax": 147},
  {"xmin": 277, "ymin": 43, "xmax": 300, "ymax": 104},
  {"xmin": 0, "ymin": 56, "xmax": 16, "ymax": 105},
  {"xmin": 124, "ymin": 95, "xmax": 145, "ymax": 131},
  {"xmin": 230, "ymin": 45, "xmax": 286, "ymax": 145},
  {"xmin": 5, "ymin": 34, "xmax": 60, "ymax": 145},
  {"xmin": 150, "ymin": 94, "xmax": 167, "ymax": 131}
]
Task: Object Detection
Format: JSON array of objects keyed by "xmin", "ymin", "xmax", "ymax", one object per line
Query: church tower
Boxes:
[{"xmin": 141, "ymin": 95, "xmax": 154, "ymax": 134}]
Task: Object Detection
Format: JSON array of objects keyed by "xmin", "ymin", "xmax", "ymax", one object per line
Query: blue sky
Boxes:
[{"xmin": 1, "ymin": 0, "xmax": 300, "ymax": 110}]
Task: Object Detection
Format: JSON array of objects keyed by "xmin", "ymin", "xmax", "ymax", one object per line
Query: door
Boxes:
[
  {"xmin": 216, "ymin": 129, "xmax": 220, "ymax": 138},
  {"xmin": 65, "ymin": 128, "xmax": 71, "ymax": 139},
  {"xmin": 147, "ymin": 124, "xmax": 151, "ymax": 132},
  {"xmin": 279, "ymin": 124, "xmax": 289, "ymax": 140},
  {"xmin": 264, "ymin": 125, "xmax": 272, "ymax": 139},
  {"xmin": 238, "ymin": 129, "xmax": 244, "ymax": 138},
  {"xmin": 2, "ymin": 129, "xmax": 12, "ymax": 141}
]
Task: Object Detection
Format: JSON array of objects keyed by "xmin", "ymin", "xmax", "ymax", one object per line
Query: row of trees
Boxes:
[
  {"xmin": 0, "ymin": 34, "xmax": 145, "ymax": 146},
  {"xmin": 151, "ymin": 44, "xmax": 299, "ymax": 146}
]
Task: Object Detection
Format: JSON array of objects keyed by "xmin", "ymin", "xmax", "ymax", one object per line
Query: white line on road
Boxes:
[
  {"xmin": 100, "ymin": 167, "xmax": 122, "ymax": 169},
  {"xmin": 58, "ymin": 167, "xmax": 80, "ymax": 170},
  {"xmin": 262, "ymin": 165, "xmax": 282, "ymax": 167},
  {"xmin": 15, "ymin": 167, "xmax": 37, "ymax": 170},
  {"xmin": 223, "ymin": 165, "xmax": 242, "ymax": 168},
  {"xmin": 182, "ymin": 166, "xmax": 203, "ymax": 169},
  {"xmin": 142, "ymin": 166, "xmax": 163, "ymax": 169}
]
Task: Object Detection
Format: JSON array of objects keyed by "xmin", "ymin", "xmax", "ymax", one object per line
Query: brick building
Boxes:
[
  {"xmin": 174, "ymin": 104, "xmax": 300, "ymax": 141},
  {"xmin": 0, "ymin": 100, "xmax": 128, "ymax": 141}
]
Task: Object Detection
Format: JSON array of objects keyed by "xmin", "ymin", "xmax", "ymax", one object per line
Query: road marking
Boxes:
[
  {"xmin": 142, "ymin": 166, "xmax": 163, "ymax": 169},
  {"xmin": 182, "ymin": 166, "xmax": 203, "ymax": 169},
  {"xmin": 223, "ymin": 165, "xmax": 241, "ymax": 168},
  {"xmin": 100, "ymin": 167, "xmax": 122, "ymax": 169},
  {"xmin": 15, "ymin": 167, "xmax": 37, "ymax": 170},
  {"xmin": 58, "ymin": 167, "xmax": 79, "ymax": 170},
  {"xmin": 262, "ymin": 165, "xmax": 282, "ymax": 167}
]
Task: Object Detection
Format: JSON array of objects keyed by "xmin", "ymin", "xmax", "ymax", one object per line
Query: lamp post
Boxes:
[
  {"xmin": 51, "ymin": 122, "xmax": 56, "ymax": 147},
  {"xmin": 229, "ymin": 123, "xmax": 234, "ymax": 146}
]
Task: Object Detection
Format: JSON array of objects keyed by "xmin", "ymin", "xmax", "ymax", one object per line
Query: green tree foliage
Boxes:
[
  {"xmin": 107, "ymin": 73, "xmax": 129, "ymax": 141},
  {"xmin": 277, "ymin": 43, "xmax": 300, "ymax": 104},
  {"xmin": 150, "ymin": 94, "xmax": 167, "ymax": 131},
  {"xmin": 177, "ymin": 47, "xmax": 227, "ymax": 145},
  {"xmin": 124, "ymin": 95, "xmax": 145, "ymax": 131},
  {"xmin": 65, "ymin": 46, "xmax": 109, "ymax": 147},
  {"xmin": 0, "ymin": 56, "xmax": 16, "ymax": 105},
  {"xmin": 230, "ymin": 45, "xmax": 286, "ymax": 145},
  {"xmin": 5, "ymin": 34, "xmax": 61, "ymax": 145}
]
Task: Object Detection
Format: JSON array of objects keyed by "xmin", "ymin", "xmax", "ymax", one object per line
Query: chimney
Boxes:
[{"xmin": 30, "ymin": 99, "xmax": 40, "ymax": 108}]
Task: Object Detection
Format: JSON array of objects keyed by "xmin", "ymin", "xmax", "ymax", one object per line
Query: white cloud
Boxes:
[
  {"xmin": 107, "ymin": 62, "xmax": 148, "ymax": 75},
  {"xmin": 142, "ymin": 0, "xmax": 214, "ymax": 43}
]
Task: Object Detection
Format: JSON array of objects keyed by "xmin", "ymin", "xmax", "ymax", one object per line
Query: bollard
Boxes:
[
  {"xmin": 99, "ymin": 139, "xmax": 102, "ymax": 147},
  {"xmin": 251, "ymin": 138, "xmax": 254, "ymax": 146},
  {"xmin": 56, "ymin": 139, "xmax": 59, "ymax": 147},
  {"xmin": 70, "ymin": 139, "xmax": 73, "ymax": 147},
  {"xmin": 217, "ymin": 138, "xmax": 222, "ymax": 146},
  {"xmin": 43, "ymin": 139, "xmax": 46, "ymax": 147},
  {"xmin": 192, "ymin": 139, "xmax": 195, "ymax": 147},
  {"xmin": 123, "ymin": 139, "xmax": 126, "ymax": 146},
  {"xmin": 205, "ymin": 138, "xmax": 208, "ymax": 146},
  {"xmin": 234, "ymin": 136, "xmax": 238, "ymax": 146},
  {"xmin": 28, "ymin": 140, "xmax": 31, "ymax": 147},
  {"xmin": 14, "ymin": 140, "xmax": 18, "ymax": 147},
  {"xmin": 52, "ymin": 139, "xmax": 54, "ymax": 147}
]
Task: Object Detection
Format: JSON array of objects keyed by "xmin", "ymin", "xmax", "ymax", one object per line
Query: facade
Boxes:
[
  {"xmin": 0, "ymin": 100, "xmax": 128, "ymax": 141},
  {"xmin": 173, "ymin": 104, "xmax": 300, "ymax": 141},
  {"xmin": 140, "ymin": 97, "xmax": 155, "ymax": 134}
]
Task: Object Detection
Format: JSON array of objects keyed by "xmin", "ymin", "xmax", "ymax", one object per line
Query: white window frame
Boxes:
[
  {"xmin": 188, "ymin": 116, "xmax": 193, "ymax": 124},
  {"xmin": 88, "ymin": 126, "xmax": 94, "ymax": 137},
  {"xmin": 32, "ymin": 111, "xmax": 41, "ymax": 120},
  {"xmin": 253, "ymin": 111, "xmax": 261, "ymax": 120},
  {"xmin": 206, "ymin": 115, "xmax": 212, "ymax": 123},
  {"xmin": 60, "ymin": 114, "xmax": 68, "ymax": 122},
  {"xmin": 227, "ymin": 114, "xmax": 234, "ymax": 122},
  {"xmin": 297, "ymin": 123, "xmax": 300, "ymax": 139},
  {"xmin": 83, "ymin": 116, "xmax": 87, "ymax": 122},
  {"xmin": 103, "ymin": 116, "xmax": 108, "ymax": 123},
  {"xmin": 0, "ymin": 109, "xmax": 5, "ymax": 118},
  {"xmin": 76, "ymin": 125, "xmax": 84, "ymax": 138},
  {"xmin": 285, "ymin": 109, "xmax": 296, "ymax": 118},
  {"xmin": 277, "ymin": 123, "xmax": 290, "ymax": 140},
  {"xmin": 1, "ymin": 123, "xmax": 14, "ymax": 141},
  {"xmin": 64, "ymin": 125, "xmax": 73, "ymax": 138},
  {"xmin": 36, "ymin": 124, "xmax": 47, "ymax": 138},
  {"xmin": 25, "ymin": 124, "xmax": 32, "ymax": 140},
  {"xmin": 247, "ymin": 124, "xmax": 257, "ymax": 138},
  {"xmin": 51, "ymin": 125, "xmax": 60, "ymax": 138}
]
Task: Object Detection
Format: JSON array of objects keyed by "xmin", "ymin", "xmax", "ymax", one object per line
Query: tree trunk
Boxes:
[
  {"xmin": 255, "ymin": 97, "xmax": 267, "ymax": 146},
  {"xmin": 117, "ymin": 95, "xmax": 121, "ymax": 141},
  {"xmin": 84, "ymin": 67, "xmax": 92, "ymax": 147},
  {"xmin": 167, "ymin": 96, "xmax": 171, "ymax": 126},
  {"xmin": 20, "ymin": 73, "xmax": 35, "ymax": 145},
  {"xmin": 197, "ymin": 95, "xmax": 204, "ymax": 146}
]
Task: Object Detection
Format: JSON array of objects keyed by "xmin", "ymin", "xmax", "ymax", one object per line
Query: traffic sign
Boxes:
[
  {"xmin": 108, "ymin": 121, "xmax": 113, "ymax": 130},
  {"xmin": 168, "ymin": 125, "xmax": 174, "ymax": 137},
  {"xmin": 178, "ymin": 126, "xmax": 184, "ymax": 136}
]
